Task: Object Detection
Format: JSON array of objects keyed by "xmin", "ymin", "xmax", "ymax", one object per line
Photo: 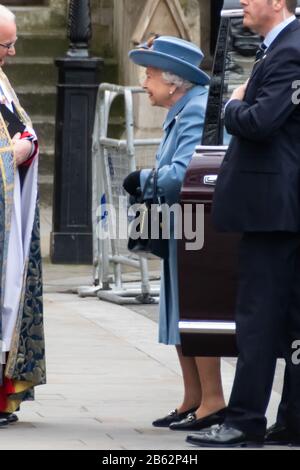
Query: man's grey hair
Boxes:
[
  {"xmin": 0, "ymin": 5, "xmax": 15, "ymax": 23},
  {"xmin": 162, "ymin": 71, "xmax": 194, "ymax": 90}
]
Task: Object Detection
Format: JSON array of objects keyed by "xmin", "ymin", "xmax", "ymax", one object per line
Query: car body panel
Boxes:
[{"xmin": 178, "ymin": 150, "xmax": 239, "ymax": 356}]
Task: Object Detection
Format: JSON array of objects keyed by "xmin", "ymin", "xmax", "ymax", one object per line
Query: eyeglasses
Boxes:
[{"xmin": 0, "ymin": 39, "xmax": 17, "ymax": 50}]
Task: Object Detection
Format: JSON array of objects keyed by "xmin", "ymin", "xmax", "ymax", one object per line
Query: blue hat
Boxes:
[{"xmin": 129, "ymin": 36, "xmax": 210, "ymax": 86}]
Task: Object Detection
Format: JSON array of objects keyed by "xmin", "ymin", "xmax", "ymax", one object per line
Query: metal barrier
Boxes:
[{"xmin": 77, "ymin": 83, "xmax": 161, "ymax": 304}]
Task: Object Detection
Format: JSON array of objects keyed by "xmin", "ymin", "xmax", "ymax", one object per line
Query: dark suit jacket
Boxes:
[{"xmin": 212, "ymin": 19, "xmax": 300, "ymax": 232}]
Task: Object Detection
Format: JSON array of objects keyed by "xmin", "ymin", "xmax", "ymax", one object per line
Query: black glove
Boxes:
[{"xmin": 123, "ymin": 170, "xmax": 141, "ymax": 196}]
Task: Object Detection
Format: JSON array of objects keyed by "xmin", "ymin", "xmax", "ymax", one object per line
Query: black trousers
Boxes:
[{"xmin": 225, "ymin": 232, "xmax": 300, "ymax": 437}]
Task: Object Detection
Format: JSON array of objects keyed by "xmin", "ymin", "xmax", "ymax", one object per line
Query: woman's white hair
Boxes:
[
  {"xmin": 0, "ymin": 5, "xmax": 15, "ymax": 23},
  {"xmin": 162, "ymin": 71, "xmax": 194, "ymax": 90}
]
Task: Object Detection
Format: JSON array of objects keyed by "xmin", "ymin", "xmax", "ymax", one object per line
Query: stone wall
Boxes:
[
  {"xmin": 38, "ymin": 0, "xmax": 211, "ymax": 170},
  {"xmin": 49, "ymin": 0, "xmax": 67, "ymax": 11},
  {"xmin": 90, "ymin": 0, "xmax": 213, "ymax": 67},
  {"xmin": 90, "ymin": 0, "xmax": 114, "ymax": 57},
  {"xmin": 113, "ymin": 0, "xmax": 202, "ymax": 86},
  {"xmin": 5, "ymin": 0, "xmax": 210, "ymax": 63},
  {"xmin": 25, "ymin": 1, "xmax": 209, "ymax": 68},
  {"xmin": 198, "ymin": 0, "xmax": 213, "ymax": 67},
  {"xmin": 179, "ymin": 0, "xmax": 200, "ymax": 45}
]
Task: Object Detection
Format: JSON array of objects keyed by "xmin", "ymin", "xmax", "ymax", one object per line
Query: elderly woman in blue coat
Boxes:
[{"xmin": 123, "ymin": 36, "xmax": 226, "ymax": 431}]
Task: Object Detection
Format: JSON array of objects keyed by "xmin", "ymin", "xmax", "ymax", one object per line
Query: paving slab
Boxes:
[
  {"xmin": 0, "ymin": 206, "xmax": 287, "ymax": 450},
  {"xmin": 0, "ymin": 287, "xmax": 285, "ymax": 450}
]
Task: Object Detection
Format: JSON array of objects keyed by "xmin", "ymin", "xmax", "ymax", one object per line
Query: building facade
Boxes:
[{"xmin": 1, "ymin": 0, "xmax": 222, "ymax": 206}]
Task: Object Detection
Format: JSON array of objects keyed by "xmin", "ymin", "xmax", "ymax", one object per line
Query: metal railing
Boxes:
[{"xmin": 77, "ymin": 83, "xmax": 161, "ymax": 304}]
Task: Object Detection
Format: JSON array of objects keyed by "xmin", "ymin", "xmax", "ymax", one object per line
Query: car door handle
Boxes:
[{"xmin": 203, "ymin": 175, "xmax": 218, "ymax": 186}]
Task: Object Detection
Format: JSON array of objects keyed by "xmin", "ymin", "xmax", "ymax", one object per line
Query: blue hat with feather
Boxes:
[{"xmin": 129, "ymin": 35, "xmax": 210, "ymax": 86}]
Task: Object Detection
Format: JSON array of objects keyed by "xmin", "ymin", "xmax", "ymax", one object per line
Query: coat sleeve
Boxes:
[
  {"xmin": 141, "ymin": 98, "xmax": 206, "ymax": 203},
  {"xmin": 225, "ymin": 47, "xmax": 300, "ymax": 141}
]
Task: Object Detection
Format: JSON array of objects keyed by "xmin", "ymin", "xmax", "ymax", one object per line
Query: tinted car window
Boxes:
[
  {"xmin": 202, "ymin": 16, "xmax": 260, "ymax": 146},
  {"xmin": 222, "ymin": 19, "xmax": 260, "ymax": 144}
]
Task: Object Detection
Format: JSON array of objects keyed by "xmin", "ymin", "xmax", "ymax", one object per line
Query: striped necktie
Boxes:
[{"xmin": 255, "ymin": 43, "xmax": 267, "ymax": 62}]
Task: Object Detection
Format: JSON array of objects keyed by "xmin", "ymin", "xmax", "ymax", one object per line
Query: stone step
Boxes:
[
  {"xmin": 16, "ymin": 82, "xmax": 125, "ymax": 118},
  {"xmin": 11, "ymin": 6, "xmax": 66, "ymax": 32},
  {"xmin": 33, "ymin": 112, "xmax": 125, "ymax": 154},
  {"xmin": 16, "ymin": 86, "xmax": 56, "ymax": 116},
  {"xmin": 7, "ymin": 57, "xmax": 56, "ymax": 87},
  {"xmin": 37, "ymin": 146, "xmax": 54, "ymax": 207},
  {"xmin": 107, "ymin": 119, "xmax": 126, "ymax": 139},
  {"xmin": 36, "ymin": 117, "xmax": 125, "ymax": 206},
  {"xmin": 7, "ymin": 57, "xmax": 118, "ymax": 87},
  {"xmin": 38, "ymin": 174, "xmax": 53, "ymax": 184},
  {"xmin": 38, "ymin": 177, "xmax": 53, "ymax": 208},
  {"xmin": 102, "ymin": 58, "xmax": 119, "ymax": 83},
  {"xmin": 38, "ymin": 146, "xmax": 54, "ymax": 176},
  {"xmin": 32, "ymin": 115, "xmax": 55, "ymax": 148},
  {"xmin": 16, "ymin": 31, "xmax": 113, "ymax": 60},
  {"xmin": 16, "ymin": 31, "xmax": 68, "ymax": 58}
]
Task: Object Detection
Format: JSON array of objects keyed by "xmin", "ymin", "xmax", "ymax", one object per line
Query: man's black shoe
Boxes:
[
  {"xmin": 169, "ymin": 407, "xmax": 226, "ymax": 431},
  {"xmin": 265, "ymin": 423, "xmax": 300, "ymax": 446},
  {"xmin": 265, "ymin": 423, "xmax": 291, "ymax": 445},
  {"xmin": 0, "ymin": 412, "xmax": 18, "ymax": 424},
  {"xmin": 7, "ymin": 413, "xmax": 18, "ymax": 423},
  {"xmin": 0, "ymin": 417, "xmax": 8, "ymax": 427},
  {"xmin": 152, "ymin": 406, "xmax": 198, "ymax": 428},
  {"xmin": 186, "ymin": 424, "xmax": 264, "ymax": 448}
]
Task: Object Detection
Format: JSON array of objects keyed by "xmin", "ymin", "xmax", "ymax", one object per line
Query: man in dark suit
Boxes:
[{"xmin": 186, "ymin": 0, "xmax": 300, "ymax": 447}]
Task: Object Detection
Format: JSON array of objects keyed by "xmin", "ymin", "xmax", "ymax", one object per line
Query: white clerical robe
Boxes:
[{"xmin": 0, "ymin": 79, "xmax": 38, "ymax": 356}]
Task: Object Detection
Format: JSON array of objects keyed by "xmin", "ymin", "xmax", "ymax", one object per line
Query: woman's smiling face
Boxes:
[{"xmin": 142, "ymin": 67, "xmax": 175, "ymax": 109}]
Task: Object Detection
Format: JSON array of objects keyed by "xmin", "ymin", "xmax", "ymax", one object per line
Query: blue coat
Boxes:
[{"xmin": 140, "ymin": 86, "xmax": 208, "ymax": 345}]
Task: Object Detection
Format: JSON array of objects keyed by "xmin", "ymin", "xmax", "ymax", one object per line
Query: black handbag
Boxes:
[{"xmin": 127, "ymin": 169, "xmax": 169, "ymax": 260}]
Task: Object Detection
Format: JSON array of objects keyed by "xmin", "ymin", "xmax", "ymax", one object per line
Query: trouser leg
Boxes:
[
  {"xmin": 281, "ymin": 246, "xmax": 300, "ymax": 434},
  {"xmin": 225, "ymin": 233, "xmax": 300, "ymax": 436}
]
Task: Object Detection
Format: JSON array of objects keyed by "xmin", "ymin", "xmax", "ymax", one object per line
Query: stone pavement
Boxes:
[
  {"xmin": 0, "ymin": 207, "xmax": 291, "ymax": 450},
  {"xmin": 0, "ymin": 280, "xmax": 286, "ymax": 450}
]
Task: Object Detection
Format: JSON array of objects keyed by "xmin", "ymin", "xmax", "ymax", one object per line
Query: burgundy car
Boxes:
[{"xmin": 178, "ymin": 0, "xmax": 298, "ymax": 356}]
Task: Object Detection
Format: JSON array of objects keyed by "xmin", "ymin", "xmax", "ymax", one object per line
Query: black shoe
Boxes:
[
  {"xmin": 152, "ymin": 406, "xmax": 198, "ymax": 428},
  {"xmin": 265, "ymin": 423, "xmax": 291, "ymax": 445},
  {"xmin": 8, "ymin": 413, "xmax": 18, "ymax": 423},
  {"xmin": 0, "ymin": 412, "xmax": 18, "ymax": 424},
  {"xmin": 0, "ymin": 417, "xmax": 9, "ymax": 427},
  {"xmin": 169, "ymin": 407, "xmax": 227, "ymax": 431},
  {"xmin": 186, "ymin": 424, "xmax": 264, "ymax": 448},
  {"xmin": 265, "ymin": 423, "xmax": 300, "ymax": 446}
]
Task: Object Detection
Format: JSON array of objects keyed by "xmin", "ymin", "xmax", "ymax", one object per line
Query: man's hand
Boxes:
[
  {"xmin": 230, "ymin": 80, "xmax": 249, "ymax": 101},
  {"xmin": 12, "ymin": 132, "xmax": 32, "ymax": 166}
]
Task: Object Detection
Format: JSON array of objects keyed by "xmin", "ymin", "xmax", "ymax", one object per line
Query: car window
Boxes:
[
  {"xmin": 222, "ymin": 18, "xmax": 260, "ymax": 144},
  {"xmin": 202, "ymin": 16, "xmax": 260, "ymax": 146}
]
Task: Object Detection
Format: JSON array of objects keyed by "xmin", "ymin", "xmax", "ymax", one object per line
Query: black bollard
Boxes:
[{"xmin": 51, "ymin": 0, "xmax": 103, "ymax": 264}]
